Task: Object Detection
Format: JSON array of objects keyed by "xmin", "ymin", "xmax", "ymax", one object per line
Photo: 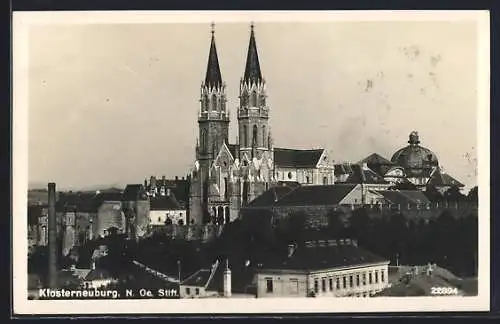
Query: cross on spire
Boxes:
[
  {"xmin": 204, "ymin": 22, "xmax": 223, "ymax": 89},
  {"xmin": 243, "ymin": 22, "xmax": 263, "ymax": 85}
]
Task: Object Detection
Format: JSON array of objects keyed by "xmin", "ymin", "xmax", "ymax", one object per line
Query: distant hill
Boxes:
[{"xmin": 28, "ymin": 182, "xmax": 125, "ymax": 192}]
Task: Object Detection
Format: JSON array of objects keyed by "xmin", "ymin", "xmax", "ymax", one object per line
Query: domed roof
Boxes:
[{"xmin": 391, "ymin": 131, "xmax": 439, "ymax": 176}]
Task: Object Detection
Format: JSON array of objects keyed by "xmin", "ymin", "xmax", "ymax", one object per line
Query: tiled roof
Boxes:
[
  {"xmin": 56, "ymin": 192, "xmax": 99, "ymax": 212},
  {"xmin": 377, "ymin": 190, "xmax": 430, "ymax": 205},
  {"xmin": 427, "ymin": 168, "xmax": 464, "ymax": 187},
  {"xmin": 248, "ymin": 184, "xmax": 356, "ymax": 208},
  {"xmin": 358, "ymin": 153, "xmax": 394, "ymax": 166},
  {"xmin": 181, "ymin": 269, "xmax": 212, "ymax": 287},
  {"xmin": 246, "ymin": 185, "xmax": 297, "ymax": 208},
  {"xmin": 274, "ymin": 148, "xmax": 324, "ymax": 168},
  {"xmin": 150, "ymin": 195, "xmax": 183, "ymax": 211},
  {"xmin": 258, "ymin": 242, "xmax": 388, "ymax": 271},
  {"xmin": 345, "ymin": 164, "xmax": 389, "ymax": 184}
]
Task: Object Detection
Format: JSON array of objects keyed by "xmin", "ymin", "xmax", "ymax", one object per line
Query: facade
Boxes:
[
  {"xmin": 188, "ymin": 24, "xmax": 335, "ymax": 225},
  {"xmin": 255, "ymin": 239, "xmax": 390, "ymax": 298},
  {"xmin": 149, "ymin": 193, "xmax": 187, "ymax": 226}
]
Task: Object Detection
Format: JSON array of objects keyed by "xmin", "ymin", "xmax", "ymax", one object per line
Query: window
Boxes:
[
  {"xmin": 362, "ymin": 273, "xmax": 367, "ymax": 285},
  {"xmin": 186, "ymin": 287, "xmax": 191, "ymax": 295},
  {"xmin": 243, "ymin": 125, "xmax": 248, "ymax": 147},
  {"xmin": 158, "ymin": 217, "xmax": 161, "ymax": 223},
  {"xmin": 342, "ymin": 277, "xmax": 347, "ymax": 289},
  {"xmin": 322, "ymin": 278, "xmax": 326, "ymax": 292},
  {"xmin": 323, "ymin": 177, "xmax": 328, "ymax": 185},
  {"xmin": 329, "ymin": 278, "xmax": 333, "ymax": 291},
  {"xmin": 314, "ymin": 279, "xmax": 319, "ymax": 293},
  {"xmin": 349, "ymin": 275, "xmax": 354, "ymax": 288},
  {"xmin": 369, "ymin": 272, "xmax": 373, "ymax": 284},
  {"xmin": 252, "ymin": 125, "xmax": 258, "ymax": 146},
  {"xmin": 195, "ymin": 288, "xmax": 199, "ymax": 295},
  {"xmin": 336, "ymin": 277, "xmax": 340, "ymax": 290},
  {"xmin": 356, "ymin": 274, "xmax": 360, "ymax": 286},
  {"xmin": 212, "ymin": 94, "xmax": 217, "ymax": 110},
  {"xmin": 266, "ymin": 278, "xmax": 273, "ymax": 293},
  {"xmin": 381, "ymin": 271, "xmax": 385, "ymax": 283},
  {"xmin": 288, "ymin": 172, "xmax": 293, "ymax": 180},
  {"xmin": 306, "ymin": 176, "xmax": 310, "ymax": 183},
  {"xmin": 375, "ymin": 271, "xmax": 379, "ymax": 284},
  {"xmin": 290, "ymin": 279, "xmax": 299, "ymax": 294},
  {"xmin": 262, "ymin": 126, "xmax": 266, "ymax": 147}
]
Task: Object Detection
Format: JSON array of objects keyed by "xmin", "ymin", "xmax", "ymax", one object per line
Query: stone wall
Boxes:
[{"xmin": 148, "ymin": 224, "xmax": 224, "ymax": 242}]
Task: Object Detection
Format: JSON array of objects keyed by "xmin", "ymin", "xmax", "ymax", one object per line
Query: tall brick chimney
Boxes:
[{"xmin": 47, "ymin": 182, "xmax": 57, "ymax": 288}]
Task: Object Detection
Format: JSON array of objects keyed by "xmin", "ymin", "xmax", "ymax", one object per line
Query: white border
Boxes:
[{"xmin": 13, "ymin": 10, "xmax": 490, "ymax": 315}]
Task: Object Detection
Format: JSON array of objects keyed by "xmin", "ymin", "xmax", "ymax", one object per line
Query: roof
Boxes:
[
  {"xmin": 248, "ymin": 184, "xmax": 357, "ymax": 208},
  {"xmin": 123, "ymin": 184, "xmax": 147, "ymax": 201},
  {"xmin": 150, "ymin": 195, "xmax": 183, "ymax": 211},
  {"xmin": 94, "ymin": 192, "xmax": 123, "ymax": 206},
  {"xmin": 246, "ymin": 185, "xmax": 297, "ymax": 208},
  {"xmin": 258, "ymin": 241, "xmax": 388, "ymax": 272},
  {"xmin": 334, "ymin": 163, "xmax": 355, "ymax": 176},
  {"xmin": 358, "ymin": 153, "xmax": 393, "ymax": 166},
  {"xmin": 274, "ymin": 148, "xmax": 324, "ymax": 169},
  {"xmin": 204, "ymin": 27, "xmax": 223, "ymax": 89},
  {"xmin": 427, "ymin": 168, "xmax": 464, "ymax": 187},
  {"xmin": 56, "ymin": 192, "xmax": 99, "ymax": 212},
  {"xmin": 84, "ymin": 268, "xmax": 113, "ymax": 281},
  {"xmin": 243, "ymin": 24, "xmax": 262, "ymax": 84},
  {"xmin": 377, "ymin": 190, "xmax": 431, "ymax": 205},
  {"xmin": 181, "ymin": 269, "xmax": 212, "ymax": 287},
  {"xmin": 344, "ymin": 164, "xmax": 389, "ymax": 184}
]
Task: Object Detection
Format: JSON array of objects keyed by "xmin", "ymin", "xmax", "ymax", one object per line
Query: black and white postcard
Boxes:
[{"xmin": 12, "ymin": 10, "xmax": 490, "ymax": 314}]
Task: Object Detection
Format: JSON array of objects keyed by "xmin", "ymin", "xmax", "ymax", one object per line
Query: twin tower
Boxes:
[{"xmin": 189, "ymin": 23, "xmax": 275, "ymax": 225}]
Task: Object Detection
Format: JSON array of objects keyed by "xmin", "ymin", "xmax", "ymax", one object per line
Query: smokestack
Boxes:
[{"xmin": 48, "ymin": 182, "xmax": 57, "ymax": 288}]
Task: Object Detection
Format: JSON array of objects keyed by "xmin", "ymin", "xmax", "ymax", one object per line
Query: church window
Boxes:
[
  {"xmin": 288, "ymin": 172, "xmax": 293, "ymax": 180},
  {"xmin": 224, "ymin": 177, "xmax": 228, "ymax": 201},
  {"xmin": 262, "ymin": 126, "xmax": 266, "ymax": 147},
  {"xmin": 203, "ymin": 94, "xmax": 209, "ymax": 111},
  {"xmin": 323, "ymin": 177, "xmax": 328, "ymax": 185},
  {"xmin": 306, "ymin": 176, "xmax": 310, "ymax": 183},
  {"xmin": 212, "ymin": 94, "xmax": 217, "ymax": 111},
  {"xmin": 243, "ymin": 125, "xmax": 248, "ymax": 147},
  {"xmin": 250, "ymin": 90, "xmax": 257, "ymax": 107},
  {"xmin": 201, "ymin": 129, "xmax": 207, "ymax": 152},
  {"xmin": 253, "ymin": 125, "xmax": 258, "ymax": 146}
]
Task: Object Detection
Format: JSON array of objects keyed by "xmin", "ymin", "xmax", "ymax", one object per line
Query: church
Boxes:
[{"xmin": 188, "ymin": 24, "xmax": 336, "ymax": 225}]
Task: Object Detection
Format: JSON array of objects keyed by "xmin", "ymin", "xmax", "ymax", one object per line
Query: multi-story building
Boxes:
[{"xmin": 254, "ymin": 239, "xmax": 390, "ymax": 298}]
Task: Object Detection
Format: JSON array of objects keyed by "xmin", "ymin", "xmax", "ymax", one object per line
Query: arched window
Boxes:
[
  {"xmin": 201, "ymin": 129, "xmax": 207, "ymax": 152},
  {"xmin": 262, "ymin": 126, "xmax": 266, "ymax": 148},
  {"xmin": 253, "ymin": 125, "xmax": 258, "ymax": 146},
  {"xmin": 243, "ymin": 125, "xmax": 248, "ymax": 147},
  {"xmin": 203, "ymin": 94, "xmax": 209, "ymax": 111},
  {"xmin": 212, "ymin": 94, "xmax": 217, "ymax": 111},
  {"xmin": 250, "ymin": 91, "xmax": 257, "ymax": 107},
  {"xmin": 224, "ymin": 177, "xmax": 228, "ymax": 201},
  {"xmin": 323, "ymin": 177, "xmax": 328, "ymax": 185}
]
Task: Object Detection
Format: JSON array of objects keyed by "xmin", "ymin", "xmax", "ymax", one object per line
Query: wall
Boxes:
[
  {"xmin": 97, "ymin": 202, "xmax": 126, "ymax": 237},
  {"xmin": 256, "ymin": 272, "xmax": 308, "ymax": 298},
  {"xmin": 256, "ymin": 263, "xmax": 389, "ymax": 298},
  {"xmin": 179, "ymin": 285, "xmax": 207, "ymax": 298},
  {"xmin": 274, "ymin": 167, "xmax": 335, "ymax": 186}
]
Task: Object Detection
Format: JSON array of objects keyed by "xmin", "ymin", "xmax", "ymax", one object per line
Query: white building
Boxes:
[
  {"xmin": 149, "ymin": 191, "xmax": 187, "ymax": 226},
  {"xmin": 255, "ymin": 239, "xmax": 390, "ymax": 298}
]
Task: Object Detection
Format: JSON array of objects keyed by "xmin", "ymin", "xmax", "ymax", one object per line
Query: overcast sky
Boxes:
[{"xmin": 27, "ymin": 20, "xmax": 479, "ymax": 190}]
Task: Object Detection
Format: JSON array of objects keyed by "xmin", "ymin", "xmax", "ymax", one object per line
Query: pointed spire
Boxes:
[
  {"xmin": 205, "ymin": 22, "xmax": 223, "ymax": 89},
  {"xmin": 243, "ymin": 22, "xmax": 263, "ymax": 85}
]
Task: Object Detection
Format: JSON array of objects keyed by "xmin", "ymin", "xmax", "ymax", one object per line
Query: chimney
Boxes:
[
  {"xmin": 48, "ymin": 182, "xmax": 58, "ymax": 288},
  {"xmin": 182, "ymin": 176, "xmax": 185, "ymax": 181},
  {"xmin": 287, "ymin": 243, "xmax": 296, "ymax": 257},
  {"xmin": 223, "ymin": 259, "xmax": 232, "ymax": 297}
]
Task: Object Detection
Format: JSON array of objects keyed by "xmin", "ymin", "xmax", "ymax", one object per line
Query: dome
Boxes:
[{"xmin": 391, "ymin": 131, "xmax": 439, "ymax": 176}]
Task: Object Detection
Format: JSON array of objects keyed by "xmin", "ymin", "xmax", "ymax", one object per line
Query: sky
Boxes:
[{"xmin": 26, "ymin": 19, "xmax": 479, "ymax": 191}]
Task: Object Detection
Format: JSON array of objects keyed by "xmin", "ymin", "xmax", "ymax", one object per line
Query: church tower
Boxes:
[
  {"xmin": 197, "ymin": 23, "xmax": 230, "ymax": 170},
  {"xmin": 238, "ymin": 23, "xmax": 272, "ymax": 161},
  {"xmin": 190, "ymin": 24, "xmax": 230, "ymax": 225}
]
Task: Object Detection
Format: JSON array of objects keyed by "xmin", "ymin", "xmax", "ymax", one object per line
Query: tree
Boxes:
[
  {"xmin": 467, "ymin": 186, "xmax": 478, "ymax": 203},
  {"xmin": 424, "ymin": 184, "xmax": 443, "ymax": 202},
  {"xmin": 444, "ymin": 185, "xmax": 466, "ymax": 202}
]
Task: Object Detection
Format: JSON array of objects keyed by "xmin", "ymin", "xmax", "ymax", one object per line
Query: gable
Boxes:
[{"xmin": 214, "ymin": 143, "xmax": 235, "ymax": 168}]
